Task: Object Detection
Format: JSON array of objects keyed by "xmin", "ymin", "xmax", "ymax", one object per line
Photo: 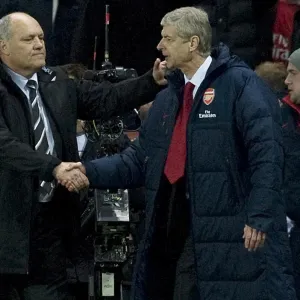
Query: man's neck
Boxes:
[
  {"xmin": 11, "ymin": 69, "xmax": 34, "ymax": 79},
  {"xmin": 2, "ymin": 63, "xmax": 35, "ymax": 79},
  {"xmin": 181, "ymin": 56, "xmax": 206, "ymax": 80}
]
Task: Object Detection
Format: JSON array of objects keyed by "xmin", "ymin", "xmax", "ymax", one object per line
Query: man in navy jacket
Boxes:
[{"xmin": 66, "ymin": 6, "xmax": 296, "ymax": 300}]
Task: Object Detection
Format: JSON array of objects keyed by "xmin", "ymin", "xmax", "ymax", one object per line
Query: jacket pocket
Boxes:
[{"xmin": 225, "ymin": 156, "xmax": 247, "ymax": 212}]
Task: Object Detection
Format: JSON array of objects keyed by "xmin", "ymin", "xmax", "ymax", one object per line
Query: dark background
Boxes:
[{"xmin": 0, "ymin": 0, "xmax": 277, "ymax": 75}]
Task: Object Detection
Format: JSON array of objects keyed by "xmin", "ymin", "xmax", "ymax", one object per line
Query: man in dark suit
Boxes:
[{"xmin": 0, "ymin": 12, "xmax": 166, "ymax": 300}]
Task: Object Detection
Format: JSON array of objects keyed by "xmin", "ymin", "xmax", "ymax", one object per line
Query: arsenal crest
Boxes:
[{"xmin": 203, "ymin": 88, "xmax": 215, "ymax": 105}]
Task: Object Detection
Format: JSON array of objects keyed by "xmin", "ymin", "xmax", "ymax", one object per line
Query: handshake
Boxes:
[{"xmin": 53, "ymin": 162, "xmax": 88, "ymax": 192}]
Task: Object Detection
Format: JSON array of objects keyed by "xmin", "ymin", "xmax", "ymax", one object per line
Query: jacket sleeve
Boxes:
[
  {"xmin": 83, "ymin": 136, "xmax": 146, "ymax": 189},
  {"xmin": 83, "ymin": 140, "xmax": 145, "ymax": 189},
  {"xmin": 0, "ymin": 110, "xmax": 61, "ymax": 181},
  {"xmin": 235, "ymin": 73, "xmax": 284, "ymax": 232},
  {"xmin": 76, "ymin": 70, "xmax": 162, "ymax": 120}
]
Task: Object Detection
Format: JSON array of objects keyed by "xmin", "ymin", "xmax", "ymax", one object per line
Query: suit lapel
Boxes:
[{"xmin": 38, "ymin": 70, "xmax": 66, "ymax": 159}]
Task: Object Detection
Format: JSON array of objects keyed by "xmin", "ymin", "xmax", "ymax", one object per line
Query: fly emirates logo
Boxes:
[
  {"xmin": 199, "ymin": 110, "xmax": 216, "ymax": 119},
  {"xmin": 272, "ymin": 33, "xmax": 289, "ymax": 61}
]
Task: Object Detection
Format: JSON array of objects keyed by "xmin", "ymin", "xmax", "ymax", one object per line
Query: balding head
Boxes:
[
  {"xmin": 0, "ymin": 13, "xmax": 38, "ymax": 41},
  {"xmin": 0, "ymin": 12, "xmax": 46, "ymax": 78}
]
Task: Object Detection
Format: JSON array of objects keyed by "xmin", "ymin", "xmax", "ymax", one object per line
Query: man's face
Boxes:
[
  {"xmin": 285, "ymin": 62, "xmax": 300, "ymax": 104},
  {"xmin": 157, "ymin": 25, "xmax": 192, "ymax": 70},
  {"xmin": 0, "ymin": 15, "xmax": 46, "ymax": 77}
]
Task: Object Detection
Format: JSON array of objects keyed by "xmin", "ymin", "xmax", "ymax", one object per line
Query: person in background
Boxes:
[
  {"xmin": 255, "ymin": 61, "xmax": 288, "ymax": 98},
  {"xmin": 272, "ymin": 0, "xmax": 300, "ymax": 63},
  {"xmin": 195, "ymin": 0, "xmax": 277, "ymax": 68}
]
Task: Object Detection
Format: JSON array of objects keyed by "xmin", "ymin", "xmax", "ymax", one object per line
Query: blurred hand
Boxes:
[
  {"xmin": 152, "ymin": 58, "xmax": 167, "ymax": 86},
  {"xmin": 243, "ymin": 225, "xmax": 266, "ymax": 251},
  {"xmin": 53, "ymin": 162, "xmax": 88, "ymax": 192},
  {"xmin": 62, "ymin": 162, "xmax": 86, "ymax": 192}
]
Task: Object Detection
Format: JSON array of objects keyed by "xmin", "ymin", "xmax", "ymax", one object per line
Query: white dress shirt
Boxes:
[
  {"xmin": 77, "ymin": 133, "xmax": 88, "ymax": 158},
  {"xmin": 184, "ymin": 55, "xmax": 212, "ymax": 98}
]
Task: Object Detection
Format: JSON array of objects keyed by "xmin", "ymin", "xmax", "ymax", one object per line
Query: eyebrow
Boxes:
[
  {"xmin": 288, "ymin": 69, "xmax": 297, "ymax": 73},
  {"xmin": 22, "ymin": 33, "xmax": 44, "ymax": 38}
]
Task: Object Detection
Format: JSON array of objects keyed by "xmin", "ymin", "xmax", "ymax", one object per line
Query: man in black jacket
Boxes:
[{"xmin": 0, "ymin": 12, "xmax": 166, "ymax": 300}]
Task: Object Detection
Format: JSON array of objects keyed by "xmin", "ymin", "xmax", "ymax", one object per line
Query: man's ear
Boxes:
[
  {"xmin": 0, "ymin": 40, "xmax": 10, "ymax": 56},
  {"xmin": 189, "ymin": 35, "xmax": 200, "ymax": 52}
]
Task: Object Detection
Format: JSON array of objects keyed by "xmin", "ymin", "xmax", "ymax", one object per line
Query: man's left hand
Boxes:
[
  {"xmin": 152, "ymin": 58, "xmax": 167, "ymax": 85},
  {"xmin": 243, "ymin": 225, "xmax": 266, "ymax": 251}
]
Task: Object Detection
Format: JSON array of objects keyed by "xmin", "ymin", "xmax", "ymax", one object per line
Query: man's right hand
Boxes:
[
  {"xmin": 152, "ymin": 58, "xmax": 167, "ymax": 86},
  {"xmin": 53, "ymin": 162, "xmax": 88, "ymax": 192}
]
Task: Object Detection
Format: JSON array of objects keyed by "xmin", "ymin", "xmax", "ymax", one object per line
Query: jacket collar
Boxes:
[
  {"xmin": 0, "ymin": 63, "xmax": 56, "ymax": 84},
  {"xmin": 38, "ymin": 66, "xmax": 57, "ymax": 83}
]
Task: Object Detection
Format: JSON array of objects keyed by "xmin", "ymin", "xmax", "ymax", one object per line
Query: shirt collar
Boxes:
[
  {"xmin": 3, "ymin": 64, "xmax": 38, "ymax": 91},
  {"xmin": 184, "ymin": 55, "xmax": 212, "ymax": 87}
]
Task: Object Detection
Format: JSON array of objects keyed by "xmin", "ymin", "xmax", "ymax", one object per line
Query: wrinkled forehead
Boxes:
[{"xmin": 161, "ymin": 25, "xmax": 178, "ymax": 38}]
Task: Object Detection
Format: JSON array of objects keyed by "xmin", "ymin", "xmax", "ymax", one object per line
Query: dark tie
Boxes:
[
  {"xmin": 27, "ymin": 80, "xmax": 50, "ymax": 154},
  {"xmin": 27, "ymin": 80, "xmax": 54, "ymax": 201},
  {"xmin": 164, "ymin": 82, "xmax": 195, "ymax": 184}
]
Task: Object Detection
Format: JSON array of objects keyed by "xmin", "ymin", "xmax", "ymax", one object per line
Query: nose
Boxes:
[
  {"xmin": 157, "ymin": 39, "xmax": 163, "ymax": 51},
  {"xmin": 34, "ymin": 37, "xmax": 43, "ymax": 49},
  {"xmin": 284, "ymin": 79, "xmax": 288, "ymax": 86},
  {"xmin": 284, "ymin": 75, "xmax": 290, "ymax": 86}
]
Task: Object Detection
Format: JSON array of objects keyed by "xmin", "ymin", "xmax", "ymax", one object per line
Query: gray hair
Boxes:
[
  {"xmin": 0, "ymin": 15, "xmax": 12, "ymax": 41},
  {"xmin": 161, "ymin": 6, "xmax": 212, "ymax": 57}
]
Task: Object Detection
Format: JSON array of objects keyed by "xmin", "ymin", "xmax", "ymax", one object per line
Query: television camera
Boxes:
[
  {"xmin": 79, "ymin": 5, "xmax": 142, "ymax": 300},
  {"xmin": 83, "ymin": 67, "xmax": 138, "ymax": 83}
]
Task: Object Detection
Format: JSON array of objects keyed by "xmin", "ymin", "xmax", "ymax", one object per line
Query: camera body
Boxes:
[
  {"xmin": 82, "ymin": 65, "xmax": 140, "ymax": 144},
  {"xmin": 80, "ymin": 65, "xmax": 141, "ymax": 299},
  {"xmin": 92, "ymin": 189, "xmax": 133, "ymax": 299},
  {"xmin": 83, "ymin": 67, "xmax": 138, "ymax": 83}
]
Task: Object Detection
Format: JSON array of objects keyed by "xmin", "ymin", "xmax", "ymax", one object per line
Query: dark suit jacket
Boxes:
[{"xmin": 0, "ymin": 64, "xmax": 161, "ymax": 275}]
